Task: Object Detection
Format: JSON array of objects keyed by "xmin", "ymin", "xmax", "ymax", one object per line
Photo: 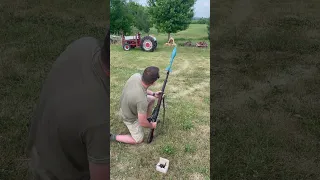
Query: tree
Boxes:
[
  {"xmin": 110, "ymin": 0, "xmax": 133, "ymax": 35},
  {"xmin": 140, "ymin": 6, "xmax": 152, "ymax": 34},
  {"xmin": 128, "ymin": 2, "xmax": 152, "ymax": 33},
  {"xmin": 148, "ymin": 0, "xmax": 195, "ymax": 41}
]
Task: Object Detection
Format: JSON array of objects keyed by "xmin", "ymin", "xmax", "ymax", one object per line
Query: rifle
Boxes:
[{"xmin": 147, "ymin": 47, "xmax": 177, "ymax": 143}]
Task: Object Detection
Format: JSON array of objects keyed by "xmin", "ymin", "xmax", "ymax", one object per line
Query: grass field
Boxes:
[
  {"xmin": 0, "ymin": 0, "xmax": 106, "ymax": 179},
  {"xmin": 110, "ymin": 24, "xmax": 210, "ymax": 179},
  {"xmin": 212, "ymin": 0, "xmax": 320, "ymax": 179}
]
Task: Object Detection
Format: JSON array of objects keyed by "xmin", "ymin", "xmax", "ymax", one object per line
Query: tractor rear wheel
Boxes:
[
  {"xmin": 123, "ymin": 43, "xmax": 131, "ymax": 51},
  {"xmin": 140, "ymin": 36, "xmax": 156, "ymax": 52},
  {"xmin": 154, "ymin": 41, "xmax": 158, "ymax": 49}
]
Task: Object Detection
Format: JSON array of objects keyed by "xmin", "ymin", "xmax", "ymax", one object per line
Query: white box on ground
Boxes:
[{"xmin": 156, "ymin": 157, "xmax": 169, "ymax": 174}]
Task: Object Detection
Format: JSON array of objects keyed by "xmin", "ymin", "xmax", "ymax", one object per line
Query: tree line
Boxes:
[
  {"xmin": 191, "ymin": 18, "xmax": 209, "ymax": 24},
  {"xmin": 111, "ymin": 0, "xmax": 210, "ymax": 40}
]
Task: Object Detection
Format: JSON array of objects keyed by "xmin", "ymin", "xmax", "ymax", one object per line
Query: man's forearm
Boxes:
[
  {"xmin": 139, "ymin": 118, "xmax": 153, "ymax": 128},
  {"xmin": 147, "ymin": 90, "xmax": 154, "ymax": 96}
]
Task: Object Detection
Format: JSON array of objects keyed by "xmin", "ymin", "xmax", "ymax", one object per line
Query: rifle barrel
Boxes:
[{"xmin": 151, "ymin": 70, "xmax": 170, "ymax": 120}]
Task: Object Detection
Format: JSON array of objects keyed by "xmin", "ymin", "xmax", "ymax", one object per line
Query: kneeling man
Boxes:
[{"xmin": 111, "ymin": 66, "xmax": 162, "ymax": 144}]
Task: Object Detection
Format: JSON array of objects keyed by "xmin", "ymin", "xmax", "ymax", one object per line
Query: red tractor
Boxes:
[{"xmin": 121, "ymin": 32, "xmax": 157, "ymax": 52}]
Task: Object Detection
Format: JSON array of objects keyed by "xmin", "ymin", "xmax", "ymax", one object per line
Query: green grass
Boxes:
[
  {"xmin": 110, "ymin": 25, "xmax": 210, "ymax": 179},
  {"xmin": 0, "ymin": 0, "xmax": 106, "ymax": 179},
  {"xmin": 212, "ymin": 0, "xmax": 320, "ymax": 179}
]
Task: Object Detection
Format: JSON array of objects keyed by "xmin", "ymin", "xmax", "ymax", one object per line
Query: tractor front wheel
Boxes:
[
  {"xmin": 140, "ymin": 36, "xmax": 156, "ymax": 52},
  {"xmin": 123, "ymin": 43, "xmax": 131, "ymax": 51}
]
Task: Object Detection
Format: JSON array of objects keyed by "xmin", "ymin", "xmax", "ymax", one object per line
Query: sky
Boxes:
[{"xmin": 134, "ymin": 0, "xmax": 210, "ymax": 18}]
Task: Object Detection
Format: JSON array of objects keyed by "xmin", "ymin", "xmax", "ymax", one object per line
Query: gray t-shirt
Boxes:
[
  {"xmin": 120, "ymin": 73, "xmax": 148, "ymax": 122},
  {"xmin": 27, "ymin": 37, "xmax": 110, "ymax": 180}
]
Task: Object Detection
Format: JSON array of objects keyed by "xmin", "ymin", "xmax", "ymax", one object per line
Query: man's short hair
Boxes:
[{"xmin": 142, "ymin": 66, "xmax": 160, "ymax": 85}]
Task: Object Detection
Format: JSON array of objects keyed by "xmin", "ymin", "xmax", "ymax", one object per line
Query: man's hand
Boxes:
[
  {"xmin": 138, "ymin": 113, "xmax": 156, "ymax": 129},
  {"xmin": 151, "ymin": 122, "xmax": 157, "ymax": 129},
  {"xmin": 154, "ymin": 91, "xmax": 162, "ymax": 98}
]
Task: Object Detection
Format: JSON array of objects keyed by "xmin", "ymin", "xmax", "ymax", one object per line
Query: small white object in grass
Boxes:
[{"xmin": 156, "ymin": 157, "xmax": 169, "ymax": 174}]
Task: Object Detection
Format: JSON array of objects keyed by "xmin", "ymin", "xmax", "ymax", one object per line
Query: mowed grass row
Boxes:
[
  {"xmin": 110, "ymin": 27, "xmax": 210, "ymax": 179},
  {"xmin": 0, "ymin": 0, "xmax": 106, "ymax": 179}
]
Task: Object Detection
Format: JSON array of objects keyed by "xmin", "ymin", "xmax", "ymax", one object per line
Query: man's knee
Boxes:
[
  {"xmin": 135, "ymin": 139, "xmax": 143, "ymax": 144},
  {"xmin": 132, "ymin": 133, "xmax": 144, "ymax": 144},
  {"xmin": 133, "ymin": 136, "xmax": 144, "ymax": 144}
]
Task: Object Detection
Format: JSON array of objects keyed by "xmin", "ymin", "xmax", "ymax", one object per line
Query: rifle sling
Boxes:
[{"xmin": 162, "ymin": 95, "xmax": 165, "ymax": 128}]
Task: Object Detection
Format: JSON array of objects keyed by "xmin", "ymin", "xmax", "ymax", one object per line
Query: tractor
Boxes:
[{"xmin": 121, "ymin": 32, "xmax": 157, "ymax": 52}]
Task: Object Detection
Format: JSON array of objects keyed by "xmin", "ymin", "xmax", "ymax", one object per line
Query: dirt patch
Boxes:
[
  {"xmin": 197, "ymin": 125, "xmax": 210, "ymax": 136},
  {"xmin": 189, "ymin": 173, "xmax": 205, "ymax": 180},
  {"xmin": 115, "ymin": 161, "xmax": 129, "ymax": 172}
]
